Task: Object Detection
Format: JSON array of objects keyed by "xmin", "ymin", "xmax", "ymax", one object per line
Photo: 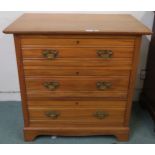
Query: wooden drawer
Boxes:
[
  {"xmin": 25, "ymin": 76, "xmax": 129, "ymax": 98},
  {"xmin": 24, "ymin": 67, "xmax": 130, "ymax": 76},
  {"xmin": 22, "ymin": 47, "xmax": 133, "ymax": 67},
  {"xmin": 22, "ymin": 47, "xmax": 134, "ymax": 59},
  {"xmin": 28, "ymin": 105, "xmax": 126, "ymax": 127},
  {"xmin": 21, "ymin": 37, "xmax": 135, "ymax": 47}
]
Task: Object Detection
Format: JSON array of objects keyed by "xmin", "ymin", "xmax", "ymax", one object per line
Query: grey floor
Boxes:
[{"xmin": 0, "ymin": 101, "xmax": 155, "ymax": 144}]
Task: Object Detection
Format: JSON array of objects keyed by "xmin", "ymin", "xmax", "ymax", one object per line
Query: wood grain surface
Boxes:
[{"xmin": 3, "ymin": 14, "xmax": 152, "ymax": 35}]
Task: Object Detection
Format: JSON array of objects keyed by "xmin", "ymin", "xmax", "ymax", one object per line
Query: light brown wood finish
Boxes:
[
  {"xmin": 29, "ymin": 108, "xmax": 126, "ymax": 127},
  {"xmin": 3, "ymin": 14, "xmax": 152, "ymax": 141},
  {"xmin": 14, "ymin": 35, "xmax": 29, "ymax": 127},
  {"xmin": 24, "ymin": 127, "xmax": 129, "ymax": 141},
  {"xmin": 27, "ymin": 91, "xmax": 128, "ymax": 99},
  {"xmin": 28, "ymin": 100, "xmax": 127, "ymax": 108},
  {"xmin": 25, "ymin": 76, "xmax": 129, "ymax": 98},
  {"xmin": 23, "ymin": 59, "xmax": 132, "ymax": 68},
  {"xmin": 24, "ymin": 67, "xmax": 130, "ymax": 77},
  {"xmin": 28, "ymin": 100, "xmax": 126, "ymax": 130},
  {"xmin": 22, "ymin": 47, "xmax": 134, "ymax": 58},
  {"xmin": 124, "ymin": 36, "xmax": 142, "ymax": 126},
  {"xmin": 26, "ymin": 76, "xmax": 129, "ymax": 90},
  {"xmin": 3, "ymin": 14, "xmax": 151, "ymax": 35},
  {"xmin": 21, "ymin": 38, "xmax": 135, "ymax": 47}
]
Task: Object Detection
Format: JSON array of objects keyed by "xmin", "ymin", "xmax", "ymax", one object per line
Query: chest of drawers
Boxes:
[{"xmin": 3, "ymin": 14, "xmax": 151, "ymax": 141}]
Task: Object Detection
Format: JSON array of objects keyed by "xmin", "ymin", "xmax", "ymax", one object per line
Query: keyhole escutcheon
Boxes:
[
  {"xmin": 76, "ymin": 71, "xmax": 79, "ymax": 76},
  {"xmin": 75, "ymin": 102, "xmax": 79, "ymax": 105},
  {"xmin": 76, "ymin": 40, "xmax": 80, "ymax": 44}
]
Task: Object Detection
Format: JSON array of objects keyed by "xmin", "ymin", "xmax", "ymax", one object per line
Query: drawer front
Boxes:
[
  {"xmin": 21, "ymin": 38, "xmax": 135, "ymax": 47},
  {"xmin": 22, "ymin": 47, "xmax": 134, "ymax": 59},
  {"xmin": 24, "ymin": 67, "xmax": 130, "ymax": 76},
  {"xmin": 29, "ymin": 106, "xmax": 126, "ymax": 127},
  {"xmin": 25, "ymin": 76, "xmax": 129, "ymax": 98}
]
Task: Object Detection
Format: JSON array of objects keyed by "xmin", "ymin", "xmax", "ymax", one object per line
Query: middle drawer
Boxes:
[{"xmin": 25, "ymin": 76, "xmax": 129, "ymax": 99}]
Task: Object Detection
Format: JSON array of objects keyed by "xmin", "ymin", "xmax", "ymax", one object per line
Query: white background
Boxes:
[{"xmin": 0, "ymin": 11, "xmax": 154, "ymax": 100}]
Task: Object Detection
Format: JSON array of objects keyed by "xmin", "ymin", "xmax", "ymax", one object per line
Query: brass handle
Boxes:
[
  {"xmin": 42, "ymin": 50, "xmax": 58, "ymax": 59},
  {"xmin": 43, "ymin": 81, "xmax": 59, "ymax": 91},
  {"xmin": 97, "ymin": 50, "xmax": 113, "ymax": 59},
  {"xmin": 94, "ymin": 111, "xmax": 108, "ymax": 119},
  {"xmin": 45, "ymin": 111, "xmax": 60, "ymax": 119},
  {"xmin": 96, "ymin": 81, "xmax": 112, "ymax": 90}
]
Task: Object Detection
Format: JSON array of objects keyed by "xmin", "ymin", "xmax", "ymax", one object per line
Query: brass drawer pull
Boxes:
[
  {"xmin": 45, "ymin": 111, "xmax": 60, "ymax": 119},
  {"xmin": 94, "ymin": 111, "xmax": 108, "ymax": 119},
  {"xmin": 42, "ymin": 50, "xmax": 58, "ymax": 59},
  {"xmin": 43, "ymin": 81, "xmax": 59, "ymax": 91},
  {"xmin": 96, "ymin": 81, "xmax": 112, "ymax": 90},
  {"xmin": 97, "ymin": 50, "xmax": 113, "ymax": 59}
]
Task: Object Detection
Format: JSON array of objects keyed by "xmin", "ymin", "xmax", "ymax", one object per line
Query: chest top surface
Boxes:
[{"xmin": 3, "ymin": 13, "xmax": 151, "ymax": 35}]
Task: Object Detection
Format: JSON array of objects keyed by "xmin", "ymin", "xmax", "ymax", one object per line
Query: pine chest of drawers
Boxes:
[{"xmin": 3, "ymin": 14, "xmax": 151, "ymax": 141}]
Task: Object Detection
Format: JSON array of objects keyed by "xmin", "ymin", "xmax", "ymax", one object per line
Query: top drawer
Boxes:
[{"xmin": 20, "ymin": 36, "xmax": 135, "ymax": 47}]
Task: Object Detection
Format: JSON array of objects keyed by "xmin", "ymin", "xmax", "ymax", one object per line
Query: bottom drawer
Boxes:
[{"xmin": 28, "ymin": 100, "xmax": 126, "ymax": 127}]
